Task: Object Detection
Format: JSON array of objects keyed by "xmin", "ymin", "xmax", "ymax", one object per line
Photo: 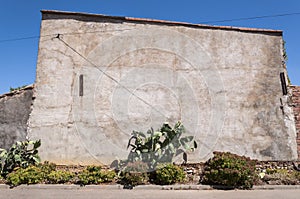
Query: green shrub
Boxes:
[
  {"xmin": 0, "ymin": 140, "xmax": 41, "ymax": 177},
  {"xmin": 262, "ymin": 169, "xmax": 300, "ymax": 185},
  {"xmin": 119, "ymin": 161, "xmax": 149, "ymax": 186},
  {"xmin": 38, "ymin": 162, "xmax": 74, "ymax": 184},
  {"xmin": 9, "ymin": 85, "xmax": 27, "ymax": 92},
  {"xmin": 0, "ymin": 174, "xmax": 6, "ymax": 184},
  {"xmin": 6, "ymin": 166, "xmax": 44, "ymax": 186},
  {"xmin": 5, "ymin": 162, "xmax": 60, "ymax": 186},
  {"xmin": 39, "ymin": 161, "xmax": 56, "ymax": 174},
  {"xmin": 201, "ymin": 152, "xmax": 257, "ymax": 189},
  {"xmin": 47, "ymin": 170, "xmax": 75, "ymax": 184},
  {"xmin": 101, "ymin": 170, "xmax": 116, "ymax": 182},
  {"xmin": 76, "ymin": 166, "xmax": 116, "ymax": 185},
  {"xmin": 6, "ymin": 163, "xmax": 116, "ymax": 186},
  {"xmin": 265, "ymin": 168, "xmax": 277, "ymax": 175},
  {"xmin": 151, "ymin": 164, "xmax": 186, "ymax": 185}
]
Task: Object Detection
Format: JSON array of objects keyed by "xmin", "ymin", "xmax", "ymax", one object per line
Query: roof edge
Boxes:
[
  {"xmin": 289, "ymin": 85, "xmax": 300, "ymax": 87},
  {"xmin": 0, "ymin": 84, "xmax": 34, "ymax": 99},
  {"xmin": 41, "ymin": 10, "xmax": 283, "ymax": 35}
]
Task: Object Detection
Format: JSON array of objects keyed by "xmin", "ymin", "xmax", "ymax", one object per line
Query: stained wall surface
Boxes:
[
  {"xmin": 27, "ymin": 10, "xmax": 298, "ymax": 165},
  {"xmin": 0, "ymin": 86, "xmax": 33, "ymax": 149},
  {"xmin": 290, "ymin": 85, "xmax": 300, "ymax": 159}
]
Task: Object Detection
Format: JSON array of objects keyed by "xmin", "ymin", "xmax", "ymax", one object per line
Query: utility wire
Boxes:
[
  {"xmin": 1, "ymin": 12, "xmax": 300, "ymax": 43},
  {"xmin": 0, "ymin": 34, "xmax": 57, "ymax": 43},
  {"xmin": 0, "ymin": 28, "xmax": 132, "ymax": 44},
  {"xmin": 200, "ymin": 12, "xmax": 300, "ymax": 24},
  {"xmin": 56, "ymin": 34, "xmax": 167, "ymax": 119},
  {"xmin": 0, "ymin": 35, "xmax": 41, "ymax": 43}
]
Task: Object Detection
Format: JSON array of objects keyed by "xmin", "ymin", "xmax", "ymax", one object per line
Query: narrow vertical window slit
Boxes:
[{"xmin": 79, "ymin": 74, "xmax": 83, "ymax": 96}]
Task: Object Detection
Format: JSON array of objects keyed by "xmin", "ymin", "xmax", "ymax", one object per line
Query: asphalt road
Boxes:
[{"xmin": 1, "ymin": 187, "xmax": 300, "ymax": 199}]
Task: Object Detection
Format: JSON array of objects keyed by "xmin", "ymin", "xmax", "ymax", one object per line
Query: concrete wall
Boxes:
[
  {"xmin": 27, "ymin": 10, "xmax": 298, "ymax": 165},
  {"xmin": 0, "ymin": 86, "xmax": 33, "ymax": 149},
  {"xmin": 290, "ymin": 85, "xmax": 300, "ymax": 159}
]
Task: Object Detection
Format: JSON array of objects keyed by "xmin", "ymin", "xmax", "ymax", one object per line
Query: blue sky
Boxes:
[{"xmin": 0, "ymin": 0, "xmax": 299, "ymax": 94}]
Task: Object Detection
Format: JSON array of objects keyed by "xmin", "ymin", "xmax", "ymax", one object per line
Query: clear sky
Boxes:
[{"xmin": 0, "ymin": 0, "xmax": 299, "ymax": 94}]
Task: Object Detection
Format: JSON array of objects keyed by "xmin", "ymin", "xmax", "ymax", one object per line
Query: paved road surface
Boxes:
[{"xmin": 1, "ymin": 187, "xmax": 300, "ymax": 199}]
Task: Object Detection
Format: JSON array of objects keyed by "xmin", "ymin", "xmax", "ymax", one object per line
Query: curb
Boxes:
[
  {"xmin": 0, "ymin": 184, "xmax": 123, "ymax": 190},
  {"xmin": 0, "ymin": 184, "xmax": 300, "ymax": 190},
  {"xmin": 135, "ymin": 185, "xmax": 213, "ymax": 190},
  {"xmin": 253, "ymin": 185, "xmax": 300, "ymax": 190}
]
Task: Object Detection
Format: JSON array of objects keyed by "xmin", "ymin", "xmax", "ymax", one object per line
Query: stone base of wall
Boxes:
[
  {"xmin": 290, "ymin": 85, "xmax": 300, "ymax": 159},
  {"xmin": 0, "ymin": 85, "xmax": 34, "ymax": 149}
]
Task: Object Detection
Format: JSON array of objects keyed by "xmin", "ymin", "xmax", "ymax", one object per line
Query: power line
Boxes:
[
  {"xmin": 0, "ymin": 29, "xmax": 132, "ymax": 44},
  {"xmin": 56, "ymin": 35, "xmax": 168, "ymax": 119},
  {"xmin": 0, "ymin": 35, "xmax": 41, "ymax": 43},
  {"xmin": 199, "ymin": 12, "xmax": 300, "ymax": 24},
  {"xmin": 0, "ymin": 12, "xmax": 299, "ymax": 43}
]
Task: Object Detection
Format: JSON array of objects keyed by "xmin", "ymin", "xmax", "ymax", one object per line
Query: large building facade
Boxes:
[{"xmin": 14, "ymin": 10, "xmax": 298, "ymax": 165}]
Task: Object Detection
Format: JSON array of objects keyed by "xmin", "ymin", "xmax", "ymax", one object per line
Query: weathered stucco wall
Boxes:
[
  {"xmin": 28, "ymin": 10, "xmax": 298, "ymax": 165},
  {"xmin": 0, "ymin": 86, "xmax": 33, "ymax": 149},
  {"xmin": 290, "ymin": 85, "xmax": 300, "ymax": 159}
]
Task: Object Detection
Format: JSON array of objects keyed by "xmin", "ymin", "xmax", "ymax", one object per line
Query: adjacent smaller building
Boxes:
[{"xmin": 0, "ymin": 85, "xmax": 33, "ymax": 149}]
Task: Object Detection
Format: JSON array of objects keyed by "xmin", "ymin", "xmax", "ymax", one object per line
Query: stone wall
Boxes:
[
  {"xmin": 27, "ymin": 10, "xmax": 298, "ymax": 165},
  {"xmin": 290, "ymin": 85, "xmax": 300, "ymax": 159},
  {"xmin": 0, "ymin": 86, "xmax": 33, "ymax": 149}
]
